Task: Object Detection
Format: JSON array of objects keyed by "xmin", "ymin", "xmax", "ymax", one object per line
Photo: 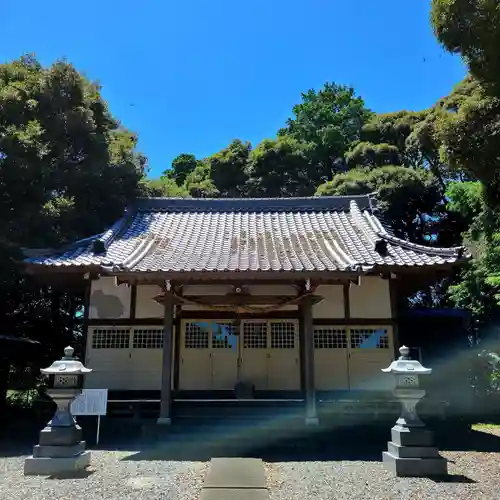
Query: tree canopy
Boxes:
[
  {"xmin": 0, "ymin": 56, "xmax": 146, "ymax": 394},
  {"xmin": 4, "ymin": 0, "xmax": 500, "ymax": 405},
  {"xmin": 431, "ymin": 0, "xmax": 500, "ymax": 91},
  {"xmin": 0, "ymin": 55, "xmax": 146, "ymax": 248}
]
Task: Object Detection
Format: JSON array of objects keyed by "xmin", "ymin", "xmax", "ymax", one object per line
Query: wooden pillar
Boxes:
[
  {"xmin": 389, "ymin": 275, "xmax": 400, "ymax": 358},
  {"xmin": 158, "ymin": 290, "xmax": 174, "ymax": 425},
  {"xmin": 302, "ymin": 295, "xmax": 318, "ymax": 425},
  {"xmin": 80, "ymin": 278, "xmax": 92, "ymax": 364}
]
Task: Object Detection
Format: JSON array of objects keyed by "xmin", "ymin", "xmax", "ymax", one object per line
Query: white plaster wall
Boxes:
[
  {"xmin": 349, "ymin": 276, "xmax": 391, "ymax": 318},
  {"xmin": 313, "ymin": 285, "xmax": 344, "ymax": 319},
  {"xmin": 135, "ymin": 285, "xmax": 164, "ymax": 318},
  {"xmin": 89, "ymin": 277, "xmax": 131, "ymax": 319}
]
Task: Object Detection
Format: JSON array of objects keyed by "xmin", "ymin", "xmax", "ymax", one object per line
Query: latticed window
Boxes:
[
  {"xmin": 350, "ymin": 328, "xmax": 389, "ymax": 349},
  {"xmin": 314, "ymin": 327, "xmax": 347, "ymax": 349},
  {"xmin": 212, "ymin": 322, "xmax": 237, "ymax": 349},
  {"xmin": 270, "ymin": 321, "xmax": 295, "ymax": 349},
  {"xmin": 243, "ymin": 322, "xmax": 267, "ymax": 349},
  {"xmin": 91, "ymin": 329, "xmax": 130, "ymax": 349},
  {"xmin": 184, "ymin": 322, "xmax": 209, "ymax": 349},
  {"xmin": 133, "ymin": 329, "xmax": 164, "ymax": 349}
]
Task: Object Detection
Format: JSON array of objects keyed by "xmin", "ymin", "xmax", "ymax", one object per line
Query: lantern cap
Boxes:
[
  {"xmin": 41, "ymin": 345, "xmax": 92, "ymax": 375},
  {"xmin": 381, "ymin": 345, "xmax": 432, "ymax": 375}
]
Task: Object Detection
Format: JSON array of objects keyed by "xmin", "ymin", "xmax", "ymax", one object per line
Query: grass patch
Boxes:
[{"xmin": 472, "ymin": 423, "xmax": 500, "ymax": 431}]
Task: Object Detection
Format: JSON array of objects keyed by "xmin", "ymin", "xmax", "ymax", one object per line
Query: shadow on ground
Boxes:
[
  {"xmin": 431, "ymin": 474, "xmax": 476, "ymax": 484},
  {"xmin": 2, "ymin": 418, "xmax": 500, "ymax": 463}
]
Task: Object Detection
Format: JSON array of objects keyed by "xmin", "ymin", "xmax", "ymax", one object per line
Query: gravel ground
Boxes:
[
  {"xmin": 2, "ymin": 426, "xmax": 500, "ymax": 500},
  {"xmin": 265, "ymin": 427, "xmax": 500, "ymax": 500},
  {"xmin": 0, "ymin": 450, "xmax": 207, "ymax": 500}
]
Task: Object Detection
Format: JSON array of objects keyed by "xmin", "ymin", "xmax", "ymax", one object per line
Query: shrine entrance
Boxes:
[{"xmin": 178, "ymin": 319, "xmax": 300, "ymax": 392}]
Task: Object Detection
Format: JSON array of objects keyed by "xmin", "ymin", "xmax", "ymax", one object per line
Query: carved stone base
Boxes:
[
  {"xmin": 24, "ymin": 450, "xmax": 91, "ymax": 476},
  {"xmin": 383, "ymin": 425, "xmax": 447, "ymax": 477}
]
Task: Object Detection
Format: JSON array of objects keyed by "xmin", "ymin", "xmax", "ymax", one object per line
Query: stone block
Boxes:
[
  {"xmin": 38, "ymin": 425, "xmax": 82, "ymax": 446},
  {"xmin": 200, "ymin": 488, "xmax": 269, "ymax": 500},
  {"xmin": 204, "ymin": 458, "xmax": 266, "ymax": 489},
  {"xmin": 383, "ymin": 451, "xmax": 447, "ymax": 477},
  {"xmin": 32, "ymin": 441, "xmax": 86, "ymax": 458},
  {"xmin": 24, "ymin": 450, "xmax": 91, "ymax": 476},
  {"xmin": 387, "ymin": 441, "xmax": 440, "ymax": 459},
  {"xmin": 391, "ymin": 425, "xmax": 434, "ymax": 447}
]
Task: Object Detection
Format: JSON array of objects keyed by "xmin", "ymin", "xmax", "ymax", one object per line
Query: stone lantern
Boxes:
[
  {"xmin": 381, "ymin": 346, "xmax": 447, "ymax": 477},
  {"xmin": 24, "ymin": 346, "xmax": 92, "ymax": 476}
]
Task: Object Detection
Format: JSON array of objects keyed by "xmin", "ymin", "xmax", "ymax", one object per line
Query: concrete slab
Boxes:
[
  {"xmin": 204, "ymin": 458, "xmax": 266, "ymax": 489},
  {"xmin": 200, "ymin": 488, "xmax": 269, "ymax": 500},
  {"xmin": 24, "ymin": 450, "xmax": 91, "ymax": 476}
]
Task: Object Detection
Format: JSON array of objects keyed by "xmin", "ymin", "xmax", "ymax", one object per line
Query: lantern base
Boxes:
[
  {"xmin": 383, "ymin": 425, "xmax": 448, "ymax": 477},
  {"xmin": 24, "ymin": 450, "xmax": 91, "ymax": 476},
  {"xmin": 390, "ymin": 424, "xmax": 434, "ymax": 446},
  {"xmin": 382, "ymin": 451, "xmax": 447, "ymax": 477},
  {"xmin": 39, "ymin": 424, "xmax": 83, "ymax": 446}
]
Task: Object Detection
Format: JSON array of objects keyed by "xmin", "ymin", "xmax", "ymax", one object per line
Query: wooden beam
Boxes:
[
  {"xmin": 343, "ymin": 283, "xmax": 351, "ymax": 319},
  {"xmin": 88, "ymin": 318, "xmax": 164, "ymax": 326},
  {"xmin": 162, "ymin": 294, "xmax": 300, "ymax": 305},
  {"xmin": 129, "ymin": 284, "xmax": 137, "ymax": 320},
  {"xmin": 177, "ymin": 310, "xmax": 299, "ymax": 320},
  {"xmin": 154, "ymin": 293, "xmax": 323, "ymax": 307},
  {"xmin": 313, "ymin": 318, "xmax": 396, "ymax": 326},
  {"xmin": 87, "ymin": 316, "xmax": 396, "ymax": 326},
  {"xmin": 111, "ymin": 270, "xmax": 362, "ymax": 285}
]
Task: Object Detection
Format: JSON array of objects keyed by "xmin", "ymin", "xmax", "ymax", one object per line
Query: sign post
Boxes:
[{"xmin": 70, "ymin": 389, "xmax": 108, "ymax": 445}]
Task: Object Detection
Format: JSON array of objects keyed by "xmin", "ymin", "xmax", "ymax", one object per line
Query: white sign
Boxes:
[{"xmin": 71, "ymin": 389, "xmax": 108, "ymax": 416}]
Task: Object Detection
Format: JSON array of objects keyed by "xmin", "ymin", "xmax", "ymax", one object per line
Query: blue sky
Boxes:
[{"xmin": 1, "ymin": 0, "xmax": 466, "ymax": 178}]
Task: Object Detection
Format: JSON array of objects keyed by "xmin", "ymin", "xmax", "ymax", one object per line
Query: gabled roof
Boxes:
[{"xmin": 24, "ymin": 195, "xmax": 466, "ymax": 275}]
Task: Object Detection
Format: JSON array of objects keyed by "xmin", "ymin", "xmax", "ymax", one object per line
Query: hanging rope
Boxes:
[{"xmin": 170, "ymin": 289, "xmax": 315, "ymax": 315}]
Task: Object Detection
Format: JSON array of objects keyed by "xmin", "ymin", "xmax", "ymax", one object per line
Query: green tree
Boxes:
[
  {"xmin": 435, "ymin": 77, "xmax": 500, "ymax": 209},
  {"xmin": 166, "ymin": 153, "xmax": 199, "ymax": 186},
  {"xmin": 345, "ymin": 141, "xmax": 401, "ymax": 168},
  {"xmin": 0, "ymin": 55, "xmax": 146, "ymax": 408},
  {"xmin": 184, "ymin": 160, "xmax": 219, "ymax": 198},
  {"xmin": 0, "ymin": 55, "xmax": 146, "ymax": 248},
  {"xmin": 446, "ymin": 181, "xmax": 500, "ymax": 320},
  {"xmin": 316, "ymin": 165, "xmax": 442, "ymax": 243},
  {"xmin": 279, "ymin": 82, "xmax": 372, "ymax": 182},
  {"xmin": 361, "ymin": 111, "xmax": 426, "ymax": 166},
  {"xmin": 431, "ymin": 0, "xmax": 500, "ymax": 91},
  {"xmin": 247, "ymin": 137, "xmax": 316, "ymax": 197},
  {"xmin": 206, "ymin": 139, "xmax": 250, "ymax": 197},
  {"xmin": 141, "ymin": 177, "xmax": 190, "ymax": 197}
]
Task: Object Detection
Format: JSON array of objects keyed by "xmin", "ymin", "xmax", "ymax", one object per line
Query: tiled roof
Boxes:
[{"xmin": 24, "ymin": 195, "xmax": 466, "ymax": 273}]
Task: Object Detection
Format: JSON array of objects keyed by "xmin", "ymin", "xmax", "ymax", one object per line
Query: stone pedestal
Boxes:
[
  {"xmin": 24, "ymin": 423, "xmax": 91, "ymax": 475},
  {"xmin": 382, "ymin": 425, "xmax": 447, "ymax": 477}
]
